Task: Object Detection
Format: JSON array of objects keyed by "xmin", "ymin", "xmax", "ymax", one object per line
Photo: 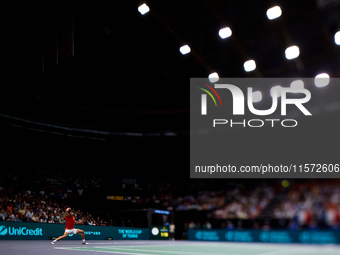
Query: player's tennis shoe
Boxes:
[
  {"xmin": 82, "ymin": 242, "xmax": 89, "ymax": 245},
  {"xmin": 51, "ymin": 242, "xmax": 55, "ymax": 245}
]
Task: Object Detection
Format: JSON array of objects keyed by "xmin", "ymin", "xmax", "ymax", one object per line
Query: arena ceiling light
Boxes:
[
  {"xmin": 179, "ymin": 45, "xmax": 191, "ymax": 55},
  {"xmin": 138, "ymin": 3, "xmax": 150, "ymax": 15},
  {"xmin": 266, "ymin": 6, "xmax": 282, "ymax": 20},
  {"xmin": 335, "ymin": 31, "xmax": 340, "ymax": 45},
  {"xmin": 244, "ymin": 60, "xmax": 256, "ymax": 72},
  {"xmin": 270, "ymin": 85, "xmax": 282, "ymax": 97},
  {"xmin": 208, "ymin": 72, "xmax": 219, "ymax": 83},
  {"xmin": 290, "ymin": 80, "xmax": 304, "ymax": 90},
  {"xmin": 315, "ymin": 73, "xmax": 330, "ymax": 88},
  {"xmin": 252, "ymin": 91, "xmax": 262, "ymax": 103},
  {"xmin": 285, "ymin": 45, "xmax": 300, "ymax": 60},
  {"xmin": 218, "ymin": 27, "xmax": 232, "ymax": 39}
]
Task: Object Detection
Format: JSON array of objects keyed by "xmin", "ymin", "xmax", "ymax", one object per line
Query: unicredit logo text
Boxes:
[{"xmin": 0, "ymin": 226, "xmax": 43, "ymax": 236}]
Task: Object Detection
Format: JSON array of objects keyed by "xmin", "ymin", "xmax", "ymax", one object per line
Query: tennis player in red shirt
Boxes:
[{"xmin": 51, "ymin": 207, "xmax": 89, "ymax": 245}]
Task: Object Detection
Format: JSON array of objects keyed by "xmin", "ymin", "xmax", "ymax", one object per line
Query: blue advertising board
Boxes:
[
  {"xmin": 188, "ymin": 229, "xmax": 340, "ymax": 244},
  {"xmin": 0, "ymin": 222, "xmax": 150, "ymax": 240}
]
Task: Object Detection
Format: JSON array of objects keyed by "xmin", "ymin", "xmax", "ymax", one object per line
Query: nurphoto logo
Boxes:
[{"xmin": 199, "ymin": 83, "xmax": 312, "ymax": 128}]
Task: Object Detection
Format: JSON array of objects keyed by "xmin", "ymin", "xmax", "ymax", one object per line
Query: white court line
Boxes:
[
  {"xmin": 55, "ymin": 244, "xmax": 175, "ymax": 249},
  {"xmin": 256, "ymin": 248, "xmax": 308, "ymax": 255},
  {"xmin": 54, "ymin": 246, "xmax": 237, "ymax": 255},
  {"xmin": 95, "ymin": 244, "xmax": 340, "ymax": 255},
  {"xmin": 91, "ymin": 245, "xmax": 175, "ymax": 249},
  {"xmin": 101, "ymin": 246, "xmax": 237, "ymax": 255},
  {"xmin": 90, "ymin": 242, "xmax": 149, "ymax": 245},
  {"xmin": 256, "ymin": 246, "xmax": 340, "ymax": 255},
  {"xmin": 54, "ymin": 243, "xmax": 340, "ymax": 255},
  {"xmin": 54, "ymin": 247, "xmax": 149, "ymax": 255}
]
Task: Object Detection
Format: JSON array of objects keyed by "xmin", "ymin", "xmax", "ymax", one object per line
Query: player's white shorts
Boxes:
[{"xmin": 65, "ymin": 228, "xmax": 78, "ymax": 235}]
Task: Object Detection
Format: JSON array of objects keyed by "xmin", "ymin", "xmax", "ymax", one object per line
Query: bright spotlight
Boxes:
[
  {"xmin": 285, "ymin": 45, "xmax": 300, "ymax": 60},
  {"xmin": 138, "ymin": 3, "xmax": 150, "ymax": 15},
  {"xmin": 208, "ymin": 72, "xmax": 219, "ymax": 83},
  {"xmin": 252, "ymin": 91, "xmax": 262, "ymax": 103},
  {"xmin": 290, "ymin": 80, "xmax": 304, "ymax": 90},
  {"xmin": 266, "ymin": 6, "xmax": 282, "ymax": 20},
  {"xmin": 335, "ymin": 31, "xmax": 340, "ymax": 45},
  {"xmin": 244, "ymin": 60, "xmax": 256, "ymax": 72},
  {"xmin": 270, "ymin": 85, "xmax": 282, "ymax": 97},
  {"xmin": 219, "ymin": 27, "xmax": 232, "ymax": 39},
  {"xmin": 179, "ymin": 45, "xmax": 191, "ymax": 55},
  {"xmin": 315, "ymin": 73, "xmax": 330, "ymax": 87}
]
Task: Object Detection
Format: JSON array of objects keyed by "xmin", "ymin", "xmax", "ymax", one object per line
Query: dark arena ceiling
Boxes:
[{"xmin": 1, "ymin": 0, "xmax": 340, "ymax": 135}]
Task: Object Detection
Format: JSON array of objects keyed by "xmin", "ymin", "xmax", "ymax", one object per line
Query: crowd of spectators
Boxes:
[
  {"xmin": 0, "ymin": 169, "xmax": 177, "ymax": 228},
  {"xmin": 1, "ymin": 186, "xmax": 105, "ymax": 226},
  {"xmin": 3, "ymin": 170, "xmax": 340, "ymax": 231},
  {"xmin": 173, "ymin": 180, "xmax": 340, "ymax": 229},
  {"xmin": 0, "ymin": 173, "xmax": 133, "ymax": 227},
  {"xmin": 272, "ymin": 180, "xmax": 340, "ymax": 229},
  {"xmin": 212, "ymin": 186, "xmax": 274, "ymax": 220},
  {"xmin": 174, "ymin": 183, "xmax": 275, "ymax": 220}
]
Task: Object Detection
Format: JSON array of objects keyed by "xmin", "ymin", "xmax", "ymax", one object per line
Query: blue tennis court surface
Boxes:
[{"xmin": 2, "ymin": 240, "xmax": 340, "ymax": 255}]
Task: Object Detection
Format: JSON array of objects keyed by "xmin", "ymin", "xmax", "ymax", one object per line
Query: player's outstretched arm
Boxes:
[{"xmin": 65, "ymin": 207, "xmax": 71, "ymax": 217}]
